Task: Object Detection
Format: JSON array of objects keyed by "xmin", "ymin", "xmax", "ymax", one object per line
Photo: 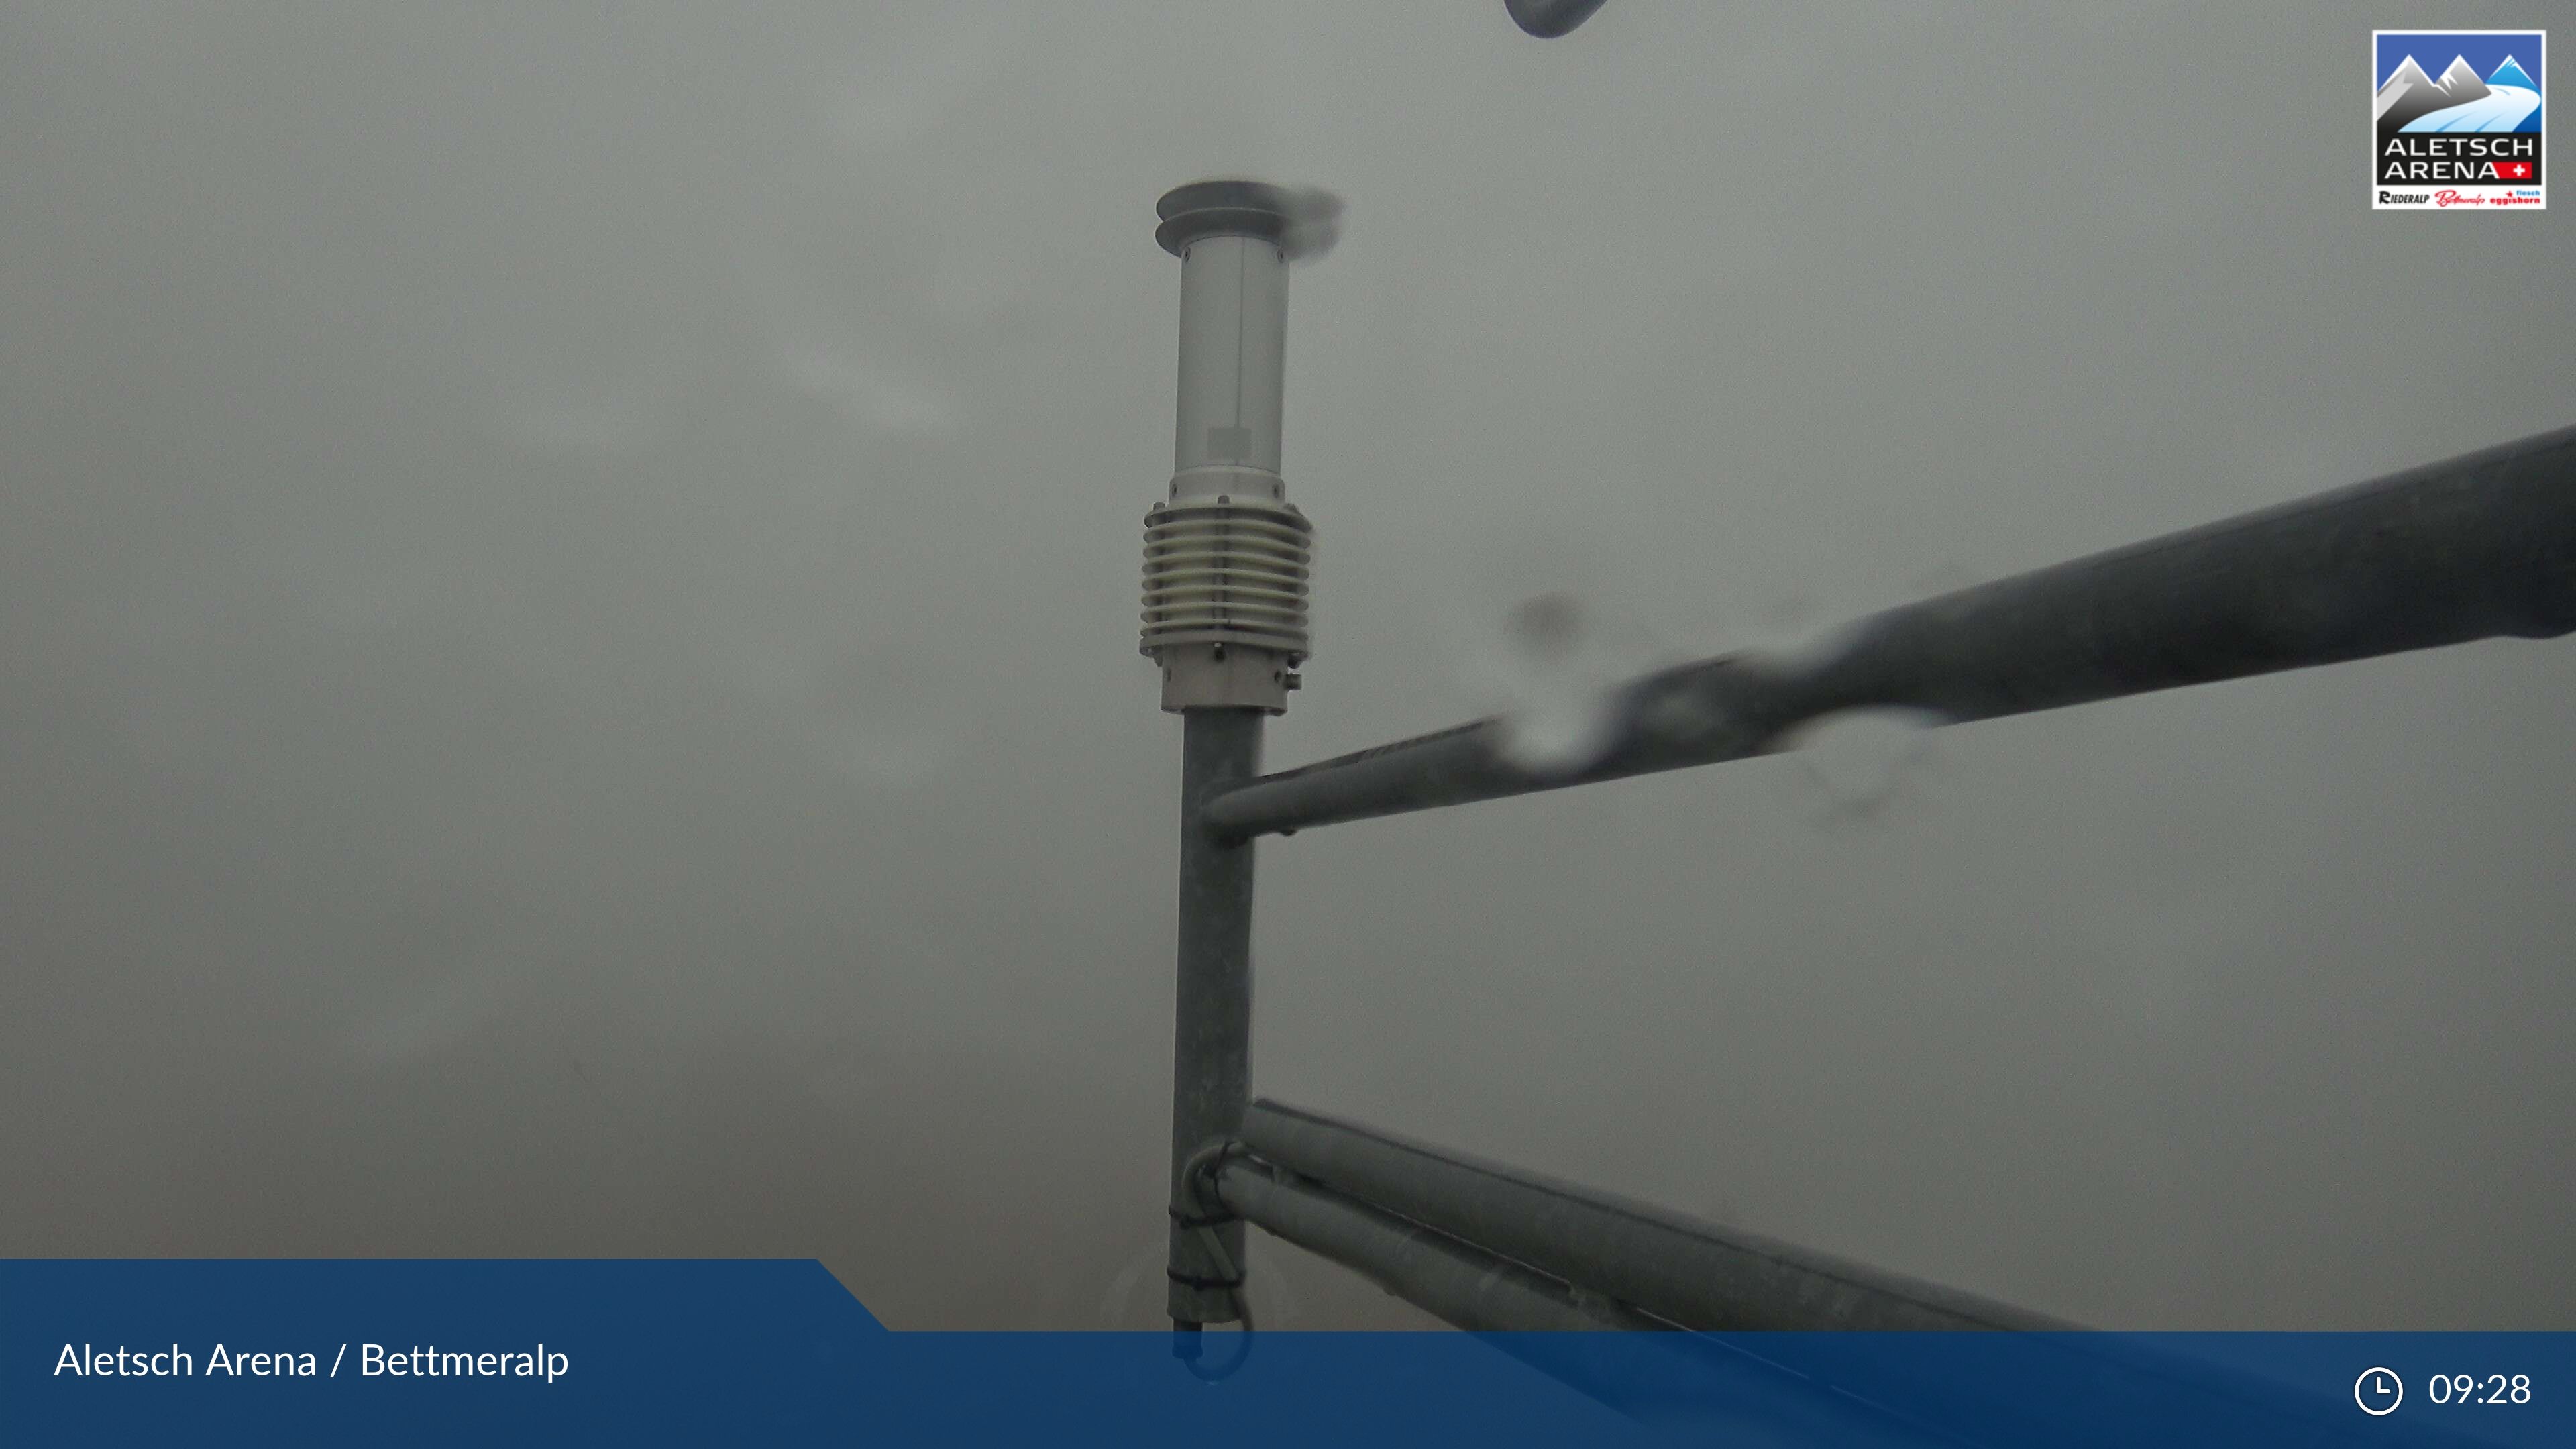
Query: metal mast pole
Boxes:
[
  {"xmin": 1140, "ymin": 180, "xmax": 1333, "ymax": 1334},
  {"xmin": 1167, "ymin": 711, "xmax": 1260, "ymax": 1334}
]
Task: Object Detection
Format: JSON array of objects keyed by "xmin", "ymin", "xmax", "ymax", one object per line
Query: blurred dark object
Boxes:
[{"xmin": 1507, "ymin": 0, "xmax": 1611, "ymax": 38}]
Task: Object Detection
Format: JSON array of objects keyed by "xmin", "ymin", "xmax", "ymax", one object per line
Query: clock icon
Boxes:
[{"xmin": 2355, "ymin": 1366, "xmax": 2404, "ymax": 1417}]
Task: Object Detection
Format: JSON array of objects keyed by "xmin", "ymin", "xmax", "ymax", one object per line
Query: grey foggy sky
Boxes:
[{"xmin": 2, "ymin": 2, "xmax": 2569, "ymax": 1330}]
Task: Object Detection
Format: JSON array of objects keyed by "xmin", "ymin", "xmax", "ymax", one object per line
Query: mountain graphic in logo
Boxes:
[{"xmin": 2377, "ymin": 52, "xmax": 2544, "ymax": 138}]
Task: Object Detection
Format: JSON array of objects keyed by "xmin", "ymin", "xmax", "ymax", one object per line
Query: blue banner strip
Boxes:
[{"xmin": 5, "ymin": 1261, "xmax": 2566, "ymax": 1446}]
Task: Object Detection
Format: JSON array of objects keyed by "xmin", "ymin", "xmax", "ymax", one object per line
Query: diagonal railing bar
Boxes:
[
  {"xmin": 1205, "ymin": 424, "xmax": 2576, "ymax": 840},
  {"xmin": 1234, "ymin": 1098, "xmax": 2067, "ymax": 1334},
  {"xmin": 1208, "ymin": 1156, "xmax": 1662, "ymax": 1332},
  {"xmin": 1210, "ymin": 1155, "xmax": 1988, "ymax": 1441},
  {"xmin": 1214, "ymin": 1103, "xmax": 2511, "ymax": 1446}
]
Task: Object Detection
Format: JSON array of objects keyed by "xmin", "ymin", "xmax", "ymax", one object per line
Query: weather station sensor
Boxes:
[{"xmin": 1139, "ymin": 180, "xmax": 1335, "ymax": 714}]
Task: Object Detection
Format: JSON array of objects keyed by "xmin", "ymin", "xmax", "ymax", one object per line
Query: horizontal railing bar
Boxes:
[
  {"xmin": 1239, "ymin": 1098, "xmax": 2065, "ymax": 1333},
  {"xmin": 1205, "ymin": 424, "xmax": 2576, "ymax": 838}
]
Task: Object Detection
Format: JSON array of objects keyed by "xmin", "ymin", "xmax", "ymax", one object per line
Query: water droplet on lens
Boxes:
[{"xmin": 1785, "ymin": 709, "xmax": 1939, "ymax": 824}]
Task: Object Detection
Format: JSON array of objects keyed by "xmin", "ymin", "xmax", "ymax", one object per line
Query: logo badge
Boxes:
[{"xmin": 2373, "ymin": 30, "xmax": 2545, "ymax": 210}]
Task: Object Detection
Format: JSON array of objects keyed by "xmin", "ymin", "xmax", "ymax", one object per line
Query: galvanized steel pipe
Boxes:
[
  {"xmin": 1211, "ymin": 1157, "xmax": 1660, "ymax": 1333},
  {"xmin": 1206, "ymin": 424, "xmax": 2576, "ymax": 839},
  {"xmin": 1238, "ymin": 1099, "xmax": 2070, "ymax": 1333}
]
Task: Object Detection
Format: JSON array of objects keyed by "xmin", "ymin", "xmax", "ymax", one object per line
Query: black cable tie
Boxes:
[
  {"xmin": 1167, "ymin": 1205, "xmax": 1236, "ymax": 1230},
  {"xmin": 1165, "ymin": 1268, "xmax": 1246, "ymax": 1291}
]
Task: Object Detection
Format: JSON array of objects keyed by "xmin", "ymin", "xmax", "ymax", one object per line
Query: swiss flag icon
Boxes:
[{"xmin": 2498, "ymin": 160, "xmax": 2536, "ymax": 180}]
